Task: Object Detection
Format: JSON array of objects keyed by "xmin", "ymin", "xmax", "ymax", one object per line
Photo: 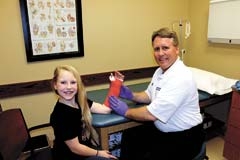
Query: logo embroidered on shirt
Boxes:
[{"xmin": 156, "ymin": 87, "xmax": 161, "ymax": 91}]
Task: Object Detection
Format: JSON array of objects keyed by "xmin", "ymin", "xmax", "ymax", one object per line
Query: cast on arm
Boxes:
[{"xmin": 103, "ymin": 71, "xmax": 124, "ymax": 107}]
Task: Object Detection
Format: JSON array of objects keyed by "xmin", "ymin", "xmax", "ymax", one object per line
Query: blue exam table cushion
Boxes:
[{"xmin": 89, "ymin": 82, "xmax": 213, "ymax": 127}]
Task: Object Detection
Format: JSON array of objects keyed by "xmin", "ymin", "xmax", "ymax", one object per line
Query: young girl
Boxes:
[{"xmin": 50, "ymin": 65, "xmax": 120, "ymax": 160}]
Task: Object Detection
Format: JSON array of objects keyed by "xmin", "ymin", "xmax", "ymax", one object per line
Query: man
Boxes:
[{"xmin": 109, "ymin": 27, "xmax": 204, "ymax": 160}]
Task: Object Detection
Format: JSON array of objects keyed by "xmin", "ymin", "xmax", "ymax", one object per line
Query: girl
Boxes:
[{"xmin": 50, "ymin": 65, "xmax": 120, "ymax": 160}]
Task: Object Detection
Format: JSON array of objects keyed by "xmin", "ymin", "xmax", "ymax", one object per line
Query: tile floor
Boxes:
[{"xmin": 206, "ymin": 136, "xmax": 227, "ymax": 160}]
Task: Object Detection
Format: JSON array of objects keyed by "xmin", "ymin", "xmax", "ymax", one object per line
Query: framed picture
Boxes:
[{"xmin": 19, "ymin": 0, "xmax": 84, "ymax": 62}]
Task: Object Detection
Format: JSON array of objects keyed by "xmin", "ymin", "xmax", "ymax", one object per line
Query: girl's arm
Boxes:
[{"xmin": 90, "ymin": 102, "xmax": 112, "ymax": 114}]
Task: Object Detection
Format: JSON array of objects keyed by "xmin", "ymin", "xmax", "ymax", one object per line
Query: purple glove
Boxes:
[
  {"xmin": 109, "ymin": 96, "xmax": 128, "ymax": 116},
  {"xmin": 120, "ymin": 85, "xmax": 133, "ymax": 100}
]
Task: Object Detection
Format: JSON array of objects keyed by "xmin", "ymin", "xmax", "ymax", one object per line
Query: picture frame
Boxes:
[{"xmin": 19, "ymin": 0, "xmax": 84, "ymax": 62}]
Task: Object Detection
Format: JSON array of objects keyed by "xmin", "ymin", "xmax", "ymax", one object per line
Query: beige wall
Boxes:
[
  {"xmin": 0, "ymin": 0, "xmax": 189, "ymax": 127},
  {"xmin": 185, "ymin": 0, "xmax": 240, "ymax": 79}
]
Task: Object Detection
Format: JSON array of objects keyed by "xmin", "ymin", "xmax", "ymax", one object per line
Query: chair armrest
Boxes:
[
  {"xmin": 28, "ymin": 123, "xmax": 51, "ymax": 132},
  {"xmin": 22, "ymin": 123, "xmax": 53, "ymax": 158}
]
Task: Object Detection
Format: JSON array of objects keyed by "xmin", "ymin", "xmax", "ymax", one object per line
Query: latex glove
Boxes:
[
  {"xmin": 109, "ymin": 96, "xmax": 128, "ymax": 116},
  {"xmin": 119, "ymin": 85, "xmax": 133, "ymax": 100},
  {"xmin": 235, "ymin": 80, "xmax": 240, "ymax": 90}
]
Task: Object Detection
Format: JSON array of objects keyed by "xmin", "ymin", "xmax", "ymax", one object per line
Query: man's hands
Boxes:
[
  {"xmin": 120, "ymin": 85, "xmax": 133, "ymax": 100},
  {"xmin": 109, "ymin": 96, "xmax": 128, "ymax": 116}
]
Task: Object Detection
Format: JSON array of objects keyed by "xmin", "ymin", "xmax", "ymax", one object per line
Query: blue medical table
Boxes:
[{"xmin": 88, "ymin": 82, "xmax": 232, "ymax": 149}]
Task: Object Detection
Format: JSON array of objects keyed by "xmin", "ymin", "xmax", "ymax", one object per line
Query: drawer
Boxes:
[
  {"xmin": 225, "ymin": 125, "xmax": 240, "ymax": 148},
  {"xmin": 223, "ymin": 142, "xmax": 240, "ymax": 160},
  {"xmin": 232, "ymin": 92, "xmax": 240, "ymax": 109},
  {"xmin": 228, "ymin": 108, "xmax": 240, "ymax": 128}
]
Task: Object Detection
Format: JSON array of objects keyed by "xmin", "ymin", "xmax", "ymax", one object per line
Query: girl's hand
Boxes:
[
  {"xmin": 98, "ymin": 150, "xmax": 118, "ymax": 159},
  {"xmin": 114, "ymin": 71, "xmax": 124, "ymax": 81}
]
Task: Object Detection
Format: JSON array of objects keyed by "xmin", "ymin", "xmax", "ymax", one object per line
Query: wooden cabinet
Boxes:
[{"xmin": 223, "ymin": 90, "xmax": 240, "ymax": 160}]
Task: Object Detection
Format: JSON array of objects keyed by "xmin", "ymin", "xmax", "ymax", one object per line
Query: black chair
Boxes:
[
  {"xmin": 0, "ymin": 108, "xmax": 53, "ymax": 160},
  {"xmin": 0, "ymin": 103, "xmax": 2, "ymax": 112},
  {"xmin": 192, "ymin": 142, "xmax": 209, "ymax": 160}
]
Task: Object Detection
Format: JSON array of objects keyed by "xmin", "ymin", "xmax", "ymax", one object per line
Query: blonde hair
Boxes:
[{"xmin": 52, "ymin": 65, "xmax": 99, "ymax": 146}]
